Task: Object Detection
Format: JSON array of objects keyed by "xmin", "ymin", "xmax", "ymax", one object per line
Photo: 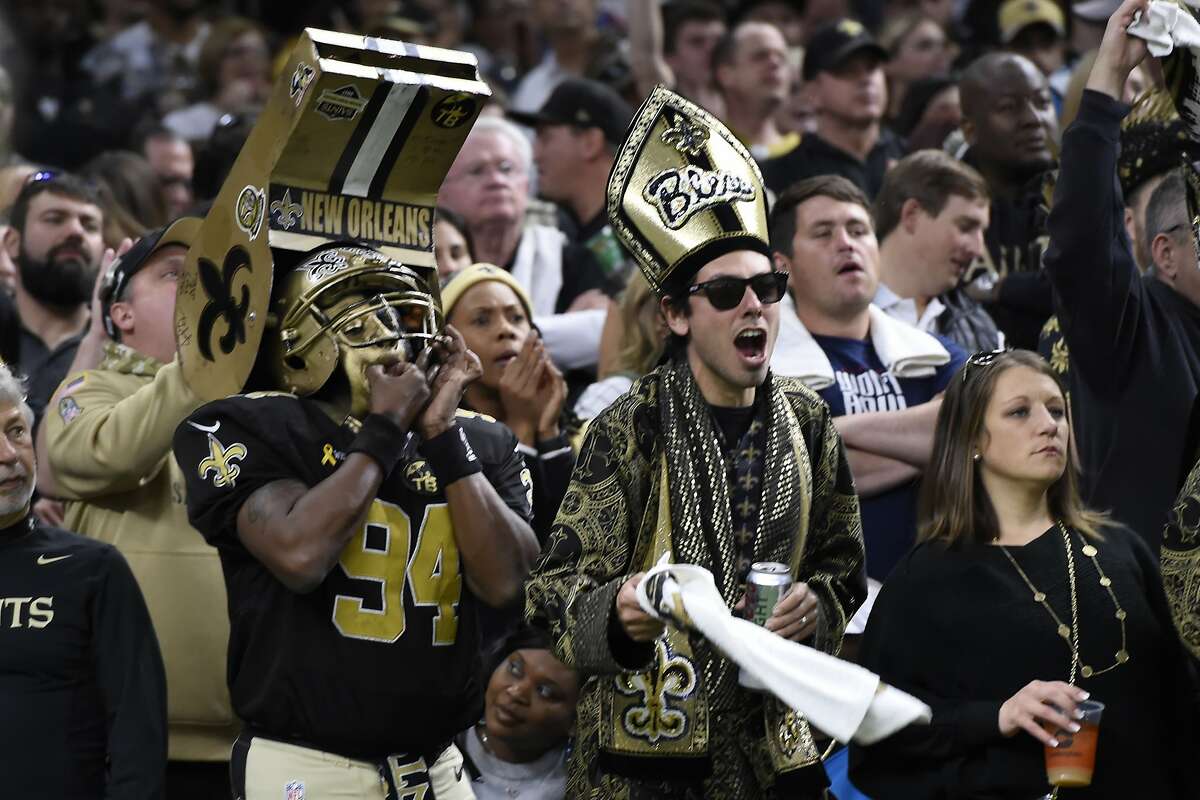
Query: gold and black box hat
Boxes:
[
  {"xmin": 174, "ymin": 29, "xmax": 491, "ymax": 401},
  {"xmin": 606, "ymin": 86, "xmax": 770, "ymax": 297}
]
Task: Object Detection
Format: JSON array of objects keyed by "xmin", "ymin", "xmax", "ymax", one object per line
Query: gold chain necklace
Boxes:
[{"xmin": 1000, "ymin": 522, "xmax": 1129, "ymax": 684}]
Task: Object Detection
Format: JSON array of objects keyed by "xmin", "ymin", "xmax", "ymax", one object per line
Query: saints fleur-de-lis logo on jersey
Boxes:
[
  {"xmin": 660, "ymin": 112, "xmax": 709, "ymax": 157},
  {"xmin": 270, "ymin": 189, "xmax": 303, "ymax": 231},
  {"xmin": 191, "ymin": 421, "xmax": 247, "ymax": 488}
]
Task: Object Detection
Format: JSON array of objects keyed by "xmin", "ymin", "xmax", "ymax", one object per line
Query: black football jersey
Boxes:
[{"xmin": 172, "ymin": 393, "xmax": 532, "ymax": 758}]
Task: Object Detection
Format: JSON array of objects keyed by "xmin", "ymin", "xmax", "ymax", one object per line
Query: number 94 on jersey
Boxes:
[{"xmin": 332, "ymin": 499, "xmax": 460, "ymax": 646}]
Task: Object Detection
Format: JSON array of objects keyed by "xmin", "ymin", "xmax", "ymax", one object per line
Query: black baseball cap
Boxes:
[
  {"xmin": 802, "ymin": 19, "xmax": 888, "ymax": 82},
  {"xmin": 508, "ymin": 78, "xmax": 634, "ymax": 146},
  {"xmin": 100, "ymin": 216, "xmax": 201, "ymax": 338}
]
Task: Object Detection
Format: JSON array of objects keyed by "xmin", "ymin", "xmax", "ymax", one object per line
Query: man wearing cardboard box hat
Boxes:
[
  {"xmin": 525, "ymin": 85, "xmax": 866, "ymax": 798},
  {"xmin": 170, "ymin": 29, "xmax": 539, "ymax": 798}
]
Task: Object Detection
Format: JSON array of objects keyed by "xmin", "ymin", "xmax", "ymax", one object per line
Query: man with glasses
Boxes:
[
  {"xmin": 438, "ymin": 115, "xmax": 617, "ymax": 372},
  {"xmin": 526, "ymin": 87, "xmax": 865, "ymax": 799},
  {"xmin": 769, "ymin": 175, "xmax": 966, "ymax": 583}
]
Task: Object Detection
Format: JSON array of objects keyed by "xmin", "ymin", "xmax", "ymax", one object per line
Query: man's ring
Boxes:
[{"xmin": 800, "ymin": 615, "xmax": 808, "ymax": 627}]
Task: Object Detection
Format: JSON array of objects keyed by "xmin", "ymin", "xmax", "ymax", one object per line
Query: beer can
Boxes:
[
  {"xmin": 740, "ymin": 562, "xmax": 792, "ymax": 691},
  {"xmin": 745, "ymin": 562, "xmax": 793, "ymax": 627}
]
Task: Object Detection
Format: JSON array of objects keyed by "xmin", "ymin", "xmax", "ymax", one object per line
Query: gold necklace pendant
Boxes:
[{"xmin": 1000, "ymin": 522, "xmax": 1129, "ymax": 683}]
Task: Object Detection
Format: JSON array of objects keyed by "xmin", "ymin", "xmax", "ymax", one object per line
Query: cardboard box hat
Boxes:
[{"xmin": 174, "ymin": 28, "xmax": 491, "ymax": 401}]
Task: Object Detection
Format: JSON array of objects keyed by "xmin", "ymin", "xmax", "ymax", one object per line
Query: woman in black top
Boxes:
[{"xmin": 849, "ymin": 349, "xmax": 1198, "ymax": 798}]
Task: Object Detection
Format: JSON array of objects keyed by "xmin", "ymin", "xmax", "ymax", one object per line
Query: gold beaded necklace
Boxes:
[{"xmin": 1000, "ymin": 521, "xmax": 1129, "ymax": 685}]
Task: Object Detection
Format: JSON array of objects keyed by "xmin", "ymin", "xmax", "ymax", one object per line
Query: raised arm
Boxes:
[
  {"xmin": 35, "ymin": 239, "xmax": 131, "ymax": 497},
  {"xmin": 1043, "ymin": 0, "xmax": 1149, "ymax": 383},
  {"xmin": 43, "ymin": 360, "xmax": 203, "ymax": 499},
  {"xmin": 417, "ymin": 326, "xmax": 539, "ymax": 607},
  {"xmin": 235, "ymin": 363, "xmax": 430, "ymax": 594},
  {"xmin": 627, "ymin": 0, "xmax": 675, "ymax": 100}
]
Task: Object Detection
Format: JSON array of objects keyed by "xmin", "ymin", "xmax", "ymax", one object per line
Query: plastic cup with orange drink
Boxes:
[{"xmin": 1043, "ymin": 699, "xmax": 1104, "ymax": 787}]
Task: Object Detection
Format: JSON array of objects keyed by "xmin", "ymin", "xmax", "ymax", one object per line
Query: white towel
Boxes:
[
  {"xmin": 1128, "ymin": 3, "xmax": 1200, "ymax": 141},
  {"xmin": 1128, "ymin": 2, "xmax": 1200, "ymax": 58},
  {"xmin": 771, "ymin": 296, "xmax": 951, "ymax": 389},
  {"xmin": 636, "ymin": 559, "xmax": 931, "ymax": 745}
]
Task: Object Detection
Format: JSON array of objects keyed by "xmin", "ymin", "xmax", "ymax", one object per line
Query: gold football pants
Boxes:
[{"xmin": 233, "ymin": 734, "xmax": 475, "ymax": 799}]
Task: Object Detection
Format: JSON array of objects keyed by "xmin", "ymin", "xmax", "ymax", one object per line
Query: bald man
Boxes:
[{"xmin": 957, "ymin": 52, "xmax": 1058, "ymax": 349}]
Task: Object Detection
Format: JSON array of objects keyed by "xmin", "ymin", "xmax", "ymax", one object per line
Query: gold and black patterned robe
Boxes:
[
  {"xmin": 525, "ymin": 361, "xmax": 865, "ymax": 799},
  {"xmin": 1164, "ymin": 455, "xmax": 1200, "ymax": 661}
]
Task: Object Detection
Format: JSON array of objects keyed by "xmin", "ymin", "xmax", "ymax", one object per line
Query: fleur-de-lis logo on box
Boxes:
[
  {"xmin": 660, "ymin": 112, "xmax": 709, "ymax": 157},
  {"xmin": 270, "ymin": 189, "xmax": 303, "ymax": 231},
  {"xmin": 196, "ymin": 246, "xmax": 252, "ymax": 362},
  {"xmin": 615, "ymin": 639, "xmax": 698, "ymax": 743}
]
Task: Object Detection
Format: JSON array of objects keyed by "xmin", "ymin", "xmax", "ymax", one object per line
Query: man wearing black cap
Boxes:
[
  {"xmin": 511, "ymin": 78, "xmax": 636, "ymax": 283},
  {"xmin": 761, "ymin": 19, "xmax": 904, "ymax": 200},
  {"xmin": 40, "ymin": 218, "xmax": 238, "ymax": 799}
]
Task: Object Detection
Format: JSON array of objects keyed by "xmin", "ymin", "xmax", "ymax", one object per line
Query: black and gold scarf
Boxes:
[{"xmin": 600, "ymin": 360, "xmax": 820, "ymax": 775}]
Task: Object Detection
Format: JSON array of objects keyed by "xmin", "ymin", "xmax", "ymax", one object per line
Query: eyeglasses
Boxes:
[
  {"xmin": 687, "ymin": 271, "xmax": 789, "ymax": 311},
  {"xmin": 961, "ymin": 347, "xmax": 1008, "ymax": 383}
]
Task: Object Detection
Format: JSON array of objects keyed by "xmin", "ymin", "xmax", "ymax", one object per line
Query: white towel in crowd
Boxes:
[{"xmin": 636, "ymin": 559, "xmax": 931, "ymax": 745}]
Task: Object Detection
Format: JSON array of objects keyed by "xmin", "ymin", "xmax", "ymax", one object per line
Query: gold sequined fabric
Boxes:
[
  {"xmin": 525, "ymin": 361, "xmax": 865, "ymax": 798},
  {"xmin": 1163, "ymin": 456, "xmax": 1200, "ymax": 659}
]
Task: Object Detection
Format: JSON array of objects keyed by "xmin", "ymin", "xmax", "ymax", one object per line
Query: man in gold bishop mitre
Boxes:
[{"xmin": 525, "ymin": 86, "xmax": 867, "ymax": 799}]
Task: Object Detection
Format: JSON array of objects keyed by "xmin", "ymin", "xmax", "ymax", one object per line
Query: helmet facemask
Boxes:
[{"xmin": 267, "ymin": 246, "xmax": 443, "ymax": 415}]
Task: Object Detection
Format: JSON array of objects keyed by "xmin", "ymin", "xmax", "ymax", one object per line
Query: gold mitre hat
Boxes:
[{"xmin": 606, "ymin": 86, "xmax": 770, "ymax": 296}]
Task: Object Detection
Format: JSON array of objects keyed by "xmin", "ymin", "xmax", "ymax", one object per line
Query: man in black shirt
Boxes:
[
  {"xmin": 174, "ymin": 245, "xmax": 539, "ymax": 799},
  {"xmin": 510, "ymin": 78, "xmax": 636, "ymax": 284},
  {"xmin": 0, "ymin": 362, "xmax": 167, "ymax": 798},
  {"xmin": 957, "ymin": 52, "xmax": 1058, "ymax": 349},
  {"xmin": 1043, "ymin": 0, "xmax": 1200, "ymax": 547},
  {"xmin": 761, "ymin": 19, "xmax": 904, "ymax": 200},
  {"xmin": 0, "ymin": 172, "xmax": 105, "ymax": 423}
]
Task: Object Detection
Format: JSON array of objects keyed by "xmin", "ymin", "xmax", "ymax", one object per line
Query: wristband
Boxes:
[
  {"xmin": 420, "ymin": 423, "xmax": 483, "ymax": 486},
  {"xmin": 346, "ymin": 414, "xmax": 409, "ymax": 475}
]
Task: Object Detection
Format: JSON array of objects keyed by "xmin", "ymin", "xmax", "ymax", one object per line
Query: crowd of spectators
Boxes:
[{"xmin": 2, "ymin": 0, "xmax": 1200, "ymax": 797}]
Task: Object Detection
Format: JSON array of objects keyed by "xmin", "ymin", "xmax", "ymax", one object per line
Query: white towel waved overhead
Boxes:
[
  {"xmin": 636, "ymin": 559, "xmax": 931, "ymax": 745},
  {"xmin": 1127, "ymin": 1, "xmax": 1200, "ymax": 58},
  {"xmin": 770, "ymin": 294, "xmax": 952, "ymax": 390}
]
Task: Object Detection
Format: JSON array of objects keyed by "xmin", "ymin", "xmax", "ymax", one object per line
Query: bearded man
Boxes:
[{"xmin": 0, "ymin": 172, "xmax": 105, "ymax": 423}]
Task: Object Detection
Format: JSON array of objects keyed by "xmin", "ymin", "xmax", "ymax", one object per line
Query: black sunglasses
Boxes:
[
  {"xmin": 961, "ymin": 347, "xmax": 1008, "ymax": 383},
  {"xmin": 687, "ymin": 271, "xmax": 789, "ymax": 311}
]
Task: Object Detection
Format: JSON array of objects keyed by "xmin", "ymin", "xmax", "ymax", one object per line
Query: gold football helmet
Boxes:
[{"xmin": 265, "ymin": 244, "xmax": 442, "ymax": 396}]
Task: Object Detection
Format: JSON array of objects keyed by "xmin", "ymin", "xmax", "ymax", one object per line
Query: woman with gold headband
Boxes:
[{"xmin": 524, "ymin": 87, "xmax": 866, "ymax": 798}]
